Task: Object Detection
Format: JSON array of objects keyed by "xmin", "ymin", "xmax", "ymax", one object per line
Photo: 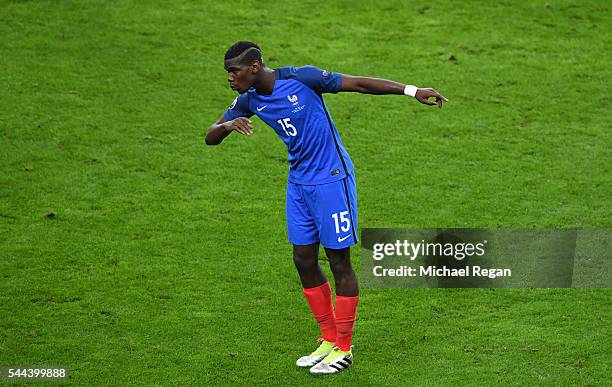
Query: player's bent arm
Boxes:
[
  {"xmin": 205, "ymin": 115, "xmax": 253, "ymax": 145},
  {"xmin": 340, "ymin": 74, "xmax": 448, "ymax": 107}
]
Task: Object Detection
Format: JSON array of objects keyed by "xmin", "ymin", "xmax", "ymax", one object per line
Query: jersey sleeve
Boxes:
[
  {"xmin": 223, "ymin": 93, "xmax": 253, "ymax": 121},
  {"xmin": 290, "ymin": 65, "xmax": 342, "ymax": 94}
]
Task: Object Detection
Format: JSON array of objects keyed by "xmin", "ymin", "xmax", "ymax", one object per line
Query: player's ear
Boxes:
[{"xmin": 250, "ymin": 60, "xmax": 261, "ymax": 73}]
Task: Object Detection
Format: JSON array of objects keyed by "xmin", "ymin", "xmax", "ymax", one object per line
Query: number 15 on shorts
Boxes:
[{"xmin": 331, "ymin": 211, "xmax": 351, "ymax": 234}]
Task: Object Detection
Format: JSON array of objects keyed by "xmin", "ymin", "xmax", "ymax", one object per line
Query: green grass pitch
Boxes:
[{"xmin": 1, "ymin": 0, "xmax": 610, "ymax": 385}]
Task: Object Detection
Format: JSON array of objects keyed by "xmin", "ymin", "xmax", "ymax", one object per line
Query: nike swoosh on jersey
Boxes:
[
  {"xmin": 337, "ymin": 234, "xmax": 352, "ymax": 242},
  {"xmin": 256, "ymin": 105, "xmax": 267, "ymax": 111}
]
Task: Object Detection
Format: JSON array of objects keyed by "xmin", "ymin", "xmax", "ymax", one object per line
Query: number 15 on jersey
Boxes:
[{"xmin": 277, "ymin": 118, "xmax": 297, "ymax": 136}]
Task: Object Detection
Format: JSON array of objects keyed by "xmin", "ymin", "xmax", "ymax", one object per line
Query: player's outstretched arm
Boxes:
[
  {"xmin": 340, "ymin": 74, "xmax": 448, "ymax": 108},
  {"xmin": 205, "ymin": 115, "xmax": 253, "ymax": 145}
]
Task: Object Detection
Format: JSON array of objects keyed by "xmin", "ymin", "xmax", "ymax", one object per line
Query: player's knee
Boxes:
[
  {"xmin": 329, "ymin": 258, "xmax": 352, "ymax": 279},
  {"xmin": 293, "ymin": 252, "xmax": 317, "ymax": 272}
]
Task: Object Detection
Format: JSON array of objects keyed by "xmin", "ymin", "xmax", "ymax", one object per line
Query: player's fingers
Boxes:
[
  {"xmin": 419, "ymin": 97, "xmax": 437, "ymax": 106},
  {"xmin": 434, "ymin": 92, "xmax": 449, "ymax": 102},
  {"xmin": 233, "ymin": 118, "xmax": 253, "ymax": 134},
  {"xmin": 232, "ymin": 123, "xmax": 248, "ymax": 135},
  {"xmin": 426, "ymin": 89, "xmax": 449, "ymax": 102},
  {"xmin": 243, "ymin": 119, "xmax": 253, "ymax": 132},
  {"xmin": 240, "ymin": 123, "xmax": 253, "ymax": 135},
  {"xmin": 237, "ymin": 117, "xmax": 253, "ymax": 128}
]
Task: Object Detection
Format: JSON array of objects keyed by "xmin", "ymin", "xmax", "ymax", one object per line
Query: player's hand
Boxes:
[
  {"xmin": 226, "ymin": 117, "xmax": 253, "ymax": 136},
  {"xmin": 415, "ymin": 88, "xmax": 448, "ymax": 108}
]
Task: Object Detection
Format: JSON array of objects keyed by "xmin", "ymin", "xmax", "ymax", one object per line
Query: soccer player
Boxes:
[{"xmin": 206, "ymin": 41, "xmax": 447, "ymax": 375}]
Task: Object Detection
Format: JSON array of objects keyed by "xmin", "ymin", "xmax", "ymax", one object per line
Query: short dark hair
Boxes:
[{"xmin": 224, "ymin": 41, "xmax": 263, "ymax": 65}]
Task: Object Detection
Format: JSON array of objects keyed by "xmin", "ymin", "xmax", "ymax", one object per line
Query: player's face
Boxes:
[{"xmin": 224, "ymin": 61, "xmax": 257, "ymax": 93}]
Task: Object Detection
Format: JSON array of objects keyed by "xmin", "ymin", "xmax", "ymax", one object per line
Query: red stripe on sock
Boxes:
[
  {"xmin": 303, "ymin": 282, "xmax": 337, "ymax": 343},
  {"xmin": 335, "ymin": 295, "xmax": 359, "ymax": 352}
]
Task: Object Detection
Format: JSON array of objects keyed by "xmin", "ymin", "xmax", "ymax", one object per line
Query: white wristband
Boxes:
[{"xmin": 404, "ymin": 84, "xmax": 418, "ymax": 97}]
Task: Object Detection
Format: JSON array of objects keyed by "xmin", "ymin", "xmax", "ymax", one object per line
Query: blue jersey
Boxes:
[{"xmin": 223, "ymin": 65, "xmax": 354, "ymax": 185}]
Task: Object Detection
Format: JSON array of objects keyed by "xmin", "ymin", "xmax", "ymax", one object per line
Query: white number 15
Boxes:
[
  {"xmin": 331, "ymin": 211, "xmax": 350, "ymax": 234},
  {"xmin": 277, "ymin": 117, "xmax": 297, "ymax": 136}
]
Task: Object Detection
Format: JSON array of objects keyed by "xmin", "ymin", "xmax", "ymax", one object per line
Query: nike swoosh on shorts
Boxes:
[{"xmin": 337, "ymin": 234, "xmax": 352, "ymax": 242}]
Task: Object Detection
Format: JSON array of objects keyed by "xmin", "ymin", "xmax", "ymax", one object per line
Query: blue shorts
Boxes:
[{"xmin": 286, "ymin": 174, "xmax": 358, "ymax": 249}]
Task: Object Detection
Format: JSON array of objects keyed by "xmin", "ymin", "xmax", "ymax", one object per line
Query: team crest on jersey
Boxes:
[
  {"xmin": 229, "ymin": 97, "xmax": 238, "ymax": 110},
  {"xmin": 321, "ymin": 70, "xmax": 329, "ymax": 77},
  {"xmin": 288, "ymin": 94, "xmax": 299, "ymax": 106}
]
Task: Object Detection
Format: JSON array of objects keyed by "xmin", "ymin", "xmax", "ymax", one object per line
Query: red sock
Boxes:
[
  {"xmin": 335, "ymin": 295, "xmax": 359, "ymax": 352},
  {"xmin": 303, "ymin": 282, "xmax": 337, "ymax": 343}
]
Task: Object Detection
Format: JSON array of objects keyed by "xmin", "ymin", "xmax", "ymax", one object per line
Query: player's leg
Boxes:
[
  {"xmin": 287, "ymin": 182, "xmax": 337, "ymax": 367},
  {"xmin": 293, "ymin": 243, "xmax": 326, "ymax": 289},
  {"xmin": 309, "ymin": 249, "xmax": 359, "ymax": 375},
  {"xmin": 308, "ymin": 175, "xmax": 360, "ymax": 374},
  {"xmin": 293, "ymin": 243, "xmax": 337, "ymax": 367},
  {"xmin": 325, "ymin": 246, "xmax": 358, "ymax": 297},
  {"xmin": 326, "ymin": 247, "xmax": 359, "ymax": 349}
]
